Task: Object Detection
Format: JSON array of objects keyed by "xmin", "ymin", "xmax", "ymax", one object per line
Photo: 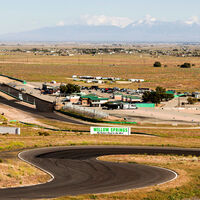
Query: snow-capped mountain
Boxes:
[{"xmin": 1, "ymin": 18, "xmax": 200, "ymax": 42}]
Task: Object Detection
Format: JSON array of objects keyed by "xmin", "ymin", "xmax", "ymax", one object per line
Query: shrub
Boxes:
[
  {"xmin": 187, "ymin": 97, "xmax": 198, "ymax": 104},
  {"xmin": 153, "ymin": 61, "xmax": 161, "ymax": 67},
  {"xmin": 38, "ymin": 132, "xmax": 50, "ymax": 136},
  {"xmin": 180, "ymin": 63, "xmax": 191, "ymax": 68},
  {"xmin": 7, "ymin": 174, "xmax": 12, "ymax": 178},
  {"xmin": 60, "ymin": 83, "xmax": 80, "ymax": 95}
]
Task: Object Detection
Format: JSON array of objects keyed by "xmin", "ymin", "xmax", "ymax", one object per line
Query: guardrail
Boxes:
[{"xmin": 0, "ymin": 74, "xmax": 27, "ymax": 84}]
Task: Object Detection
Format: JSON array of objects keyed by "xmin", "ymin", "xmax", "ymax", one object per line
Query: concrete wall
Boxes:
[
  {"xmin": 0, "ymin": 127, "xmax": 20, "ymax": 135},
  {"xmin": 0, "ymin": 83, "xmax": 54, "ymax": 112},
  {"xmin": 35, "ymin": 99, "xmax": 54, "ymax": 112}
]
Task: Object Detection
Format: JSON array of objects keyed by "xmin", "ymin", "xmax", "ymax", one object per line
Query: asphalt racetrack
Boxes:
[{"xmin": 0, "ymin": 146, "xmax": 200, "ymax": 200}]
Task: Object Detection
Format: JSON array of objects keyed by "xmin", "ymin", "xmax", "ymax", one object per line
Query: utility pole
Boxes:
[
  {"xmin": 178, "ymin": 96, "xmax": 181, "ymax": 107},
  {"xmin": 78, "ymin": 55, "xmax": 80, "ymax": 65}
]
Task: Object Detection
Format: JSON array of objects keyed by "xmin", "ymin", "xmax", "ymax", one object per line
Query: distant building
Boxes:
[
  {"xmin": 103, "ymin": 101, "xmax": 137, "ymax": 110},
  {"xmin": 194, "ymin": 92, "xmax": 200, "ymax": 99},
  {"xmin": 113, "ymin": 93, "xmax": 123, "ymax": 101},
  {"xmin": 0, "ymin": 127, "xmax": 20, "ymax": 135},
  {"xmin": 122, "ymin": 95, "xmax": 142, "ymax": 103},
  {"xmin": 120, "ymin": 102, "xmax": 137, "ymax": 109},
  {"xmin": 69, "ymin": 96, "xmax": 80, "ymax": 104},
  {"xmin": 81, "ymin": 94, "xmax": 109, "ymax": 107}
]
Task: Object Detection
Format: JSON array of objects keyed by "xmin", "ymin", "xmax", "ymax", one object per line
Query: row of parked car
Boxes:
[
  {"xmin": 81, "ymin": 86, "xmax": 127, "ymax": 93},
  {"xmin": 81, "ymin": 85, "xmax": 151, "ymax": 95}
]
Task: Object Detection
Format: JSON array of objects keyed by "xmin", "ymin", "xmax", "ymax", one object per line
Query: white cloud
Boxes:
[
  {"xmin": 185, "ymin": 16, "xmax": 200, "ymax": 25},
  {"xmin": 81, "ymin": 15, "xmax": 133, "ymax": 28},
  {"xmin": 137, "ymin": 15, "xmax": 157, "ymax": 25},
  {"xmin": 56, "ymin": 21, "xmax": 65, "ymax": 26}
]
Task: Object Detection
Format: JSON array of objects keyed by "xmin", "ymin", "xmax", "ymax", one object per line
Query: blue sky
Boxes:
[{"xmin": 0, "ymin": 0, "xmax": 200, "ymax": 34}]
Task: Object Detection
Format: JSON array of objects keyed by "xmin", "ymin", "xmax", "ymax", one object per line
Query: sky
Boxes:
[{"xmin": 0, "ymin": 0, "xmax": 200, "ymax": 34}]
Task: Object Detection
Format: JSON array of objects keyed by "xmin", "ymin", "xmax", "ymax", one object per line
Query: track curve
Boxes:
[{"xmin": 0, "ymin": 146, "xmax": 200, "ymax": 200}]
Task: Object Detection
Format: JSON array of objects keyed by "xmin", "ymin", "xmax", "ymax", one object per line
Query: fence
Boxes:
[
  {"xmin": 63, "ymin": 104, "xmax": 109, "ymax": 119},
  {"xmin": 135, "ymin": 103, "xmax": 155, "ymax": 108}
]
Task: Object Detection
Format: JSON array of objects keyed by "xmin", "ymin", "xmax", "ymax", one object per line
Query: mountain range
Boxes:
[{"xmin": 1, "ymin": 20, "xmax": 200, "ymax": 42}]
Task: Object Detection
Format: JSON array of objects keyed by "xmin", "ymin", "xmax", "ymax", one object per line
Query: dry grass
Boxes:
[
  {"xmin": 37, "ymin": 118, "xmax": 91, "ymax": 132},
  {"xmin": 0, "ymin": 151, "xmax": 49, "ymax": 188},
  {"xmin": 1, "ymin": 126, "xmax": 200, "ymax": 152},
  {"xmin": 1, "ymin": 54, "xmax": 200, "ymax": 91}
]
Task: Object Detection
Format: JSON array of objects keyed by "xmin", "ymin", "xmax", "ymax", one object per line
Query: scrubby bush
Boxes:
[
  {"xmin": 187, "ymin": 97, "xmax": 198, "ymax": 104},
  {"xmin": 60, "ymin": 83, "xmax": 80, "ymax": 95},
  {"xmin": 180, "ymin": 63, "xmax": 191, "ymax": 68},
  {"xmin": 38, "ymin": 132, "xmax": 50, "ymax": 136},
  {"xmin": 153, "ymin": 61, "xmax": 161, "ymax": 67}
]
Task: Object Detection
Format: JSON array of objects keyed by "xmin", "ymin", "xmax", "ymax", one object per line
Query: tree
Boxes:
[
  {"xmin": 187, "ymin": 97, "xmax": 198, "ymax": 104},
  {"xmin": 142, "ymin": 86, "xmax": 174, "ymax": 105},
  {"xmin": 149, "ymin": 91, "xmax": 161, "ymax": 104},
  {"xmin": 156, "ymin": 86, "xmax": 166, "ymax": 95},
  {"xmin": 163, "ymin": 93, "xmax": 174, "ymax": 101},
  {"xmin": 60, "ymin": 84, "xmax": 80, "ymax": 95},
  {"xmin": 180, "ymin": 63, "xmax": 191, "ymax": 68},
  {"xmin": 153, "ymin": 61, "xmax": 161, "ymax": 67},
  {"xmin": 142, "ymin": 91, "xmax": 151, "ymax": 103},
  {"xmin": 156, "ymin": 86, "xmax": 168, "ymax": 101},
  {"xmin": 142, "ymin": 91, "xmax": 161, "ymax": 104}
]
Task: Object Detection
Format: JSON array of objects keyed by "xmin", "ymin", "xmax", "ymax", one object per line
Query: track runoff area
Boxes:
[{"xmin": 0, "ymin": 128, "xmax": 200, "ymax": 199}]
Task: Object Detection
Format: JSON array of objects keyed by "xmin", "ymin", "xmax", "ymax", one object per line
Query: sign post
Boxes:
[{"xmin": 90, "ymin": 127, "xmax": 131, "ymax": 135}]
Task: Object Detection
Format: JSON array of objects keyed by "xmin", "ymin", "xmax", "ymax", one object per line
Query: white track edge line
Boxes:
[
  {"xmin": 3, "ymin": 147, "xmax": 178, "ymax": 191},
  {"xmin": 13, "ymin": 150, "xmax": 55, "ymax": 188},
  {"xmin": 96, "ymin": 156, "xmax": 178, "ymax": 188}
]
